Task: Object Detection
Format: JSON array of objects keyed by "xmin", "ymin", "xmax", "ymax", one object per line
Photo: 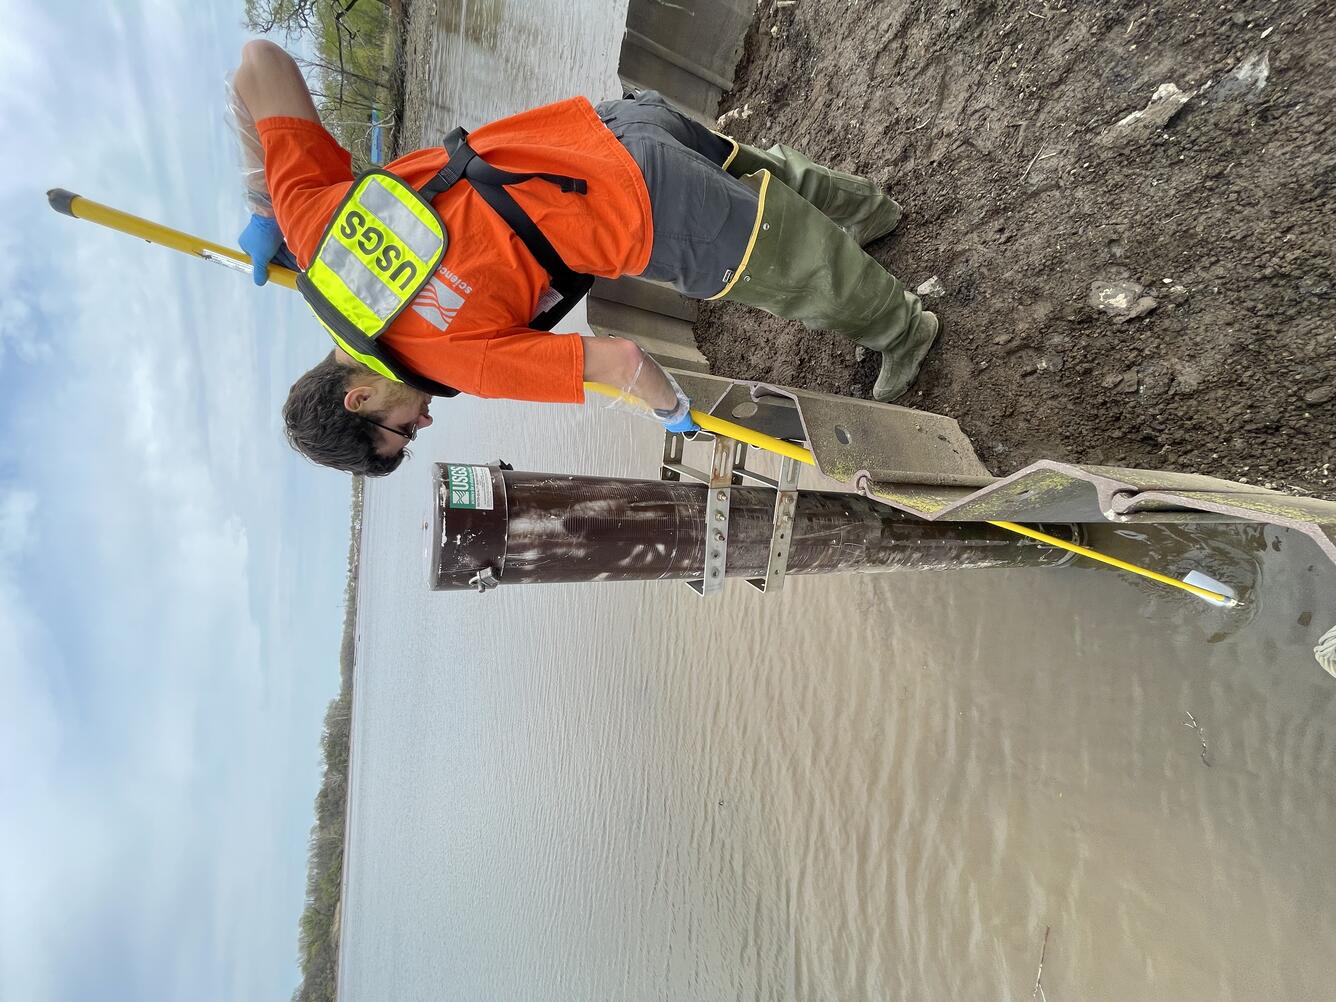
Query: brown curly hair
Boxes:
[{"xmin": 282, "ymin": 353, "xmax": 408, "ymax": 476}]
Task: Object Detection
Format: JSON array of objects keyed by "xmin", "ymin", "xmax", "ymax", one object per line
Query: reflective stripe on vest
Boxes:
[{"xmin": 304, "ymin": 172, "xmax": 448, "ymax": 340}]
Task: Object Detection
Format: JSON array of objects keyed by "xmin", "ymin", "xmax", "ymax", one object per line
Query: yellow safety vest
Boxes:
[
  {"xmin": 298, "ymin": 131, "xmax": 595, "ymax": 398},
  {"xmin": 298, "ymin": 169, "xmax": 459, "ymax": 396}
]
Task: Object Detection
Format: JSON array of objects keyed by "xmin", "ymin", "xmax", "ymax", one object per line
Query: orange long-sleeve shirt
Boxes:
[{"xmin": 258, "ymin": 97, "xmax": 654, "ymax": 402}]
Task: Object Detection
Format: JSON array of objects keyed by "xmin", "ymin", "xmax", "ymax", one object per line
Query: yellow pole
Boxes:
[
  {"xmin": 986, "ymin": 520, "xmax": 1235, "ymax": 606},
  {"xmin": 47, "ymin": 188, "xmax": 298, "ymax": 290},
  {"xmin": 49, "ymin": 189, "xmax": 1235, "ymax": 607},
  {"xmin": 582, "ymin": 381, "xmax": 814, "ymax": 465}
]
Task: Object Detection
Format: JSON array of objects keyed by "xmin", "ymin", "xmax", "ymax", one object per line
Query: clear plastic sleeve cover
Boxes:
[
  {"xmin": 224, "ymin": 71, "xmax": 274, "ymax": 217},
  {"xmin": 597, "ymin": 347, "xmax": 691, "ymax": 424}
]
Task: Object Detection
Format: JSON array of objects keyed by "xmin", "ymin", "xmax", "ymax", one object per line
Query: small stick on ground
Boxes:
[
  {"xmin": 1020, "ymin": 137, "xmax": 1051, "ymax": 182},
  {"xmin": 1032, "ymin": 925, "xmax": 1051, "ymax": 1000},
  {"xmin": 1184, "ymin": 711, "xmax": 1212, "ymax": 767},
  {"xmin": 905, "ymin": 117, "xmax": 934, "ymax": 132},
  {"xmin": 1028, "ymin": 9, "xmax": 1048, "ymax": 18}
]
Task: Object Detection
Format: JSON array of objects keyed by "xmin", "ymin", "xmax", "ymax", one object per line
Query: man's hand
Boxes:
[{"xmin": 239, "ymin": 213, "xmax": 298, "ymax": 286}]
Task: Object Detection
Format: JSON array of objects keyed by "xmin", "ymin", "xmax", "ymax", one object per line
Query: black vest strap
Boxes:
[{"xmin": 420, "ymin": 128, "xmax": 595, "ymax": 332}]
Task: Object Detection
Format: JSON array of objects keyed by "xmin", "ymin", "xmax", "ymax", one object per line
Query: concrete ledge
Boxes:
[{"xmin": 588, "ymin": 297, "xmax": 710, "ymax": 372}]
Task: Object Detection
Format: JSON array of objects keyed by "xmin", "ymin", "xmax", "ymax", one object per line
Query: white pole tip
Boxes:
[{"xmin": 1182, "ymin": 570, "xmax": 1238, "ymax": 608}]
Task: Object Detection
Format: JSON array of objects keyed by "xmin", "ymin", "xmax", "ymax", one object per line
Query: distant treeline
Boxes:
[
  {"xmin": 290, "ymin": 475, "xmax": 364, "ymax": 1002},
  {"xmin": 245, "ymin": 0, "xmax": 406, "ymax": 169}
]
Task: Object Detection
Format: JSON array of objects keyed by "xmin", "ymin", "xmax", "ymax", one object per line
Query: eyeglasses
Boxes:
[{"xmin": 359, "ymin": 416, "xmax": 418, "ymax": 444}]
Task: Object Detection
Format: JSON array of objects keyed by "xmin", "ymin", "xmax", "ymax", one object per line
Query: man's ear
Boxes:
[{"xmin": 343, "ymin": 384, "xmax": 375, "ymax": 413}]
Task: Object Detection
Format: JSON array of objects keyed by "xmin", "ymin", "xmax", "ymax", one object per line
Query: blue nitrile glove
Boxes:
[
  {"xmin": 654, "ymin": 398, "xmax": 700, "ymax": 435},
  {"xmin": 238, "ymin": 213, "xmax": 298, "ymax": 286}
]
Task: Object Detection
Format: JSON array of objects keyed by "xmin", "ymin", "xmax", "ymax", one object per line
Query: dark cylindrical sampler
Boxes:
[{"xmin": 429, "ymin": 463, "xmax": 1078, "ymax": 591}]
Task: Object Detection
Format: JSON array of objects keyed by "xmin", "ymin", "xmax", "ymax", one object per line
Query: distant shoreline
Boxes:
[
  {"xmin": 290, "ymin": 0, "xmax": 416, "ymax": 994},
  {"xmin": 290, "ymin": 476, "xmax": 363, "ymax": 1002}
]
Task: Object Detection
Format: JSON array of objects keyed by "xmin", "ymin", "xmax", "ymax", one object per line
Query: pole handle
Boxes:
[
  {"xmin": 47, "ymin": 188, "xmax": 79, "ymax": 217},
  {"xmin": 45, "ymin": 186, "xmax": 299, "ymax": 290}
]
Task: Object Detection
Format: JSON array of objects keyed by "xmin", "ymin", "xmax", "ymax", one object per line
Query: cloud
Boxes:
[
  {"xmin": 0, "ymin": 289, "xmax": 54, "ymax": 369},
  {"xmin": 0, "ymin": 487, "xmax": 37, "ymax": 557},
  {"xmin": 0, "ymin": 485, "xmax": 71, "ymax": 1002},
  {"xmin": 0, "ymin": 3, "xmax": 355, "ymax": 1001}
]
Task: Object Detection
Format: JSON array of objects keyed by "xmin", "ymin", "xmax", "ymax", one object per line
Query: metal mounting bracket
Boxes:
[
  {"xmin": 746, "ymin": 454, "xmax": 801, "ymax": 593},
  {"xmin": 689, "ymin": 435, "xmax": 737, "ymax": 596},
  {"xmin": 662, "ymin": 430, "xmax": 737, "ymax": 596},
  {"xmin": 661, "ymin": 431, "xmax": 807, "ymax": 597}
]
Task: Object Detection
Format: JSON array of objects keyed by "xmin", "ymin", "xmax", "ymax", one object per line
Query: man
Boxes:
[{"xmin": 232, "ymin": 41, "xmax": 938, "ymax": 476}]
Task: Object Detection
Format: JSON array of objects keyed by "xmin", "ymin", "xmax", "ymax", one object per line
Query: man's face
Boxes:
[{"xmin": 345, "ymin": 377, "xmax": 434, "ymax": 458}]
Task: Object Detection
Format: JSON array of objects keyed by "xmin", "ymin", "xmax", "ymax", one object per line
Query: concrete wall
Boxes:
[
  {"xmin": 619, "ymin": 0, "xmax": 753, "ymax": 123},
  {"xmin": 584, "ymin": 0, "xmax": 752, "ymax": 370}
]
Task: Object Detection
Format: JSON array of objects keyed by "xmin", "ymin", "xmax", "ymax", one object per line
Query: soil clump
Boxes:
[{"xmin": 696, "ymin": 1, "xmax": 1335, "ymax": 493}]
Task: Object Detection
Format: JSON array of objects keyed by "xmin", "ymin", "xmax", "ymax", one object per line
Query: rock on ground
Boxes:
[
  {"xmin": 1210, "ymin": 51, "xmax": 1272, "ymax": 101},
  {"xmin": 1087, "ymin": 279, "xmax": 1159, "ymax": 323},
  {"xmin": 916, "ymin": 275, "xmax": 947, "ymax": 298},
  {"xmin": 1097, "ymin": 82, "xmax": 1194, "ymax": 147}
]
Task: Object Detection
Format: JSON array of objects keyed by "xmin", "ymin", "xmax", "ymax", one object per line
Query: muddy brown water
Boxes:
[
  {"xmin": 336, "ymin": 4, "xmax": 1336, "ymax": 1000},
  {"xmin": 340, "ymin": 404, "xmax": 1336, "ymax": 1002}
]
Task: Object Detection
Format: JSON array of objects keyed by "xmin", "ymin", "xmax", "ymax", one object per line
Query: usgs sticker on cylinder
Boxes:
[{"xmin": 443, "ymin": 464, "xmax": 494, "ymax": 510}]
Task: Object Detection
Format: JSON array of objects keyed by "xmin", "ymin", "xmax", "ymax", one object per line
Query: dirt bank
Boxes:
[{"xmin": 696, "ymin": 1, "xmax": 1335, "ymax": 493}]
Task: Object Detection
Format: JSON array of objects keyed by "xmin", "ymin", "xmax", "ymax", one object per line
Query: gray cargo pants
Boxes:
[{"xmin": 595, "ymin": 91, "xmax": 759, "ymax": 300}]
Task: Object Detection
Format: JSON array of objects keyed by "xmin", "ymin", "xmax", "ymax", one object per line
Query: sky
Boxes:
[{"xmin": 0, "ymin": 2, "xmax": 356, "ymax": 999}]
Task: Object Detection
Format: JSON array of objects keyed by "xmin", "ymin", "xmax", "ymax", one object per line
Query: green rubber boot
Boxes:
[
  {"xmin": 719, "ymin": 137, "xmax": 902, "ymax": 246},
  {"xmin": 716, "ymin": 172, "xmax": 938, "ymax": 403}
]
